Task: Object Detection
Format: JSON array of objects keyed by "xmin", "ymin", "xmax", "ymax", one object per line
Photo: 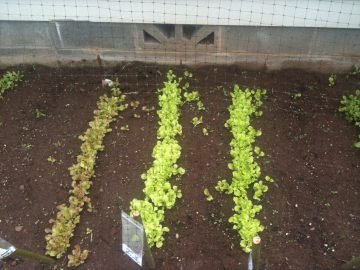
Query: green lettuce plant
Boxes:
[
  {"xmin": 192, "ymin": 116, "xmax": 203, "ymax": 127},
  {"xmin": 346, "ymin": 65, "xmax": 360, "ymax": 79},
  {"xmin": 203, "ymin": 188, "xmax": 214, "ymax": 201},
  {"xmin": 339, "ymin": 90, "xmax": 360, "ymax": 127},
  {"xmin": 202, "ymin": 128, "xmax": 209, "ymax": 136},
  {"xmin": 130, "ymin": 70, "xmax": 187, "ymax": 248},
  {"xmin": 197, "ymin": 101, "xmax": 205, "ymax": 110},
  {"xmin": 184, "ymin": 91, "xmax": 199, "ymax": 102},
  {"xmin": 45, "ymin": 82, "xmax": 128, "ymax": 258},
  {"xmin": 181, "ymin": 73, "xmax": 205, "ymax": 112},
  {"xmin": 0, "ymin": 71, "xmax": 23, "ymax": 98},
  {"xmin": 328, "ymin": 74, "xmax": 336, "ymax": 87},
  {"xmin": 339, "ymin": 89, "xmax": 360, "ymax": 148},
  {"xmin": 216, "ymin": 85, "xmax": 273, "ymax": 253}
]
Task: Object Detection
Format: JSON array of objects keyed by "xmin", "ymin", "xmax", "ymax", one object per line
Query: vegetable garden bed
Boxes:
[{"xmin": 0, "ymin": 64, "xmax": 359, "ymax": 270}]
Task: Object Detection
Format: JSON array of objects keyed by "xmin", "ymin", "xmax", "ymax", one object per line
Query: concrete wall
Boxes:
[{"xmin": 0, "ymin": 20, "xmax": 360, "ymax": 71}]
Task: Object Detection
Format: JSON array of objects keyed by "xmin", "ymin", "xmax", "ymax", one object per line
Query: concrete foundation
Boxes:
[{"xmin": 0, "ymin": 21, "xmax": 359, "ymax": 72}]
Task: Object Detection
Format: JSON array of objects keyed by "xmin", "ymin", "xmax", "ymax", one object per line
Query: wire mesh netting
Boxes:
[
  {"xmin": 1, "ymin": 1, "xmax": 360, "ymax": 27},
  {"xmin": 0, "ymin": 2, "xmax": 360, "ymax": 270},
  {"xmin": 0, "ymin": 0, "xmax": 359, "ymax": 70}
]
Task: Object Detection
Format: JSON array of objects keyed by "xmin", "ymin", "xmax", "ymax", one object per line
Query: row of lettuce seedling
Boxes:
[
  {"xmin": 130, "ymin": 71, "xmax": 187, "ymax": 248},
  {"xmin": 216, "ymin": 86, "xmax": 273, "ymax": 253},
  {"xmin": 45, "ymin": 82, "xmax": 128, "ymax": 264}
]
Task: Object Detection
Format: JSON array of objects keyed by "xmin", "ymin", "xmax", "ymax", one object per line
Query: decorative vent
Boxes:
[
  {"xmin": 140, "ymin": 24, "xmax": 217, "ymax": 48},
  {"xmin": 143, "ymin": 30, "xmax": 161, "ymax": 44},
  {"xmin": 155, "ymin": 24, "xmax": 175, "ymax": 39},
  {"xmin": 197, "ymin": 32, "xmax": 214, "ymax": 45},
  {"xmin": 183, "ymin": 25, "xmax": 201, "ymax": 40}
]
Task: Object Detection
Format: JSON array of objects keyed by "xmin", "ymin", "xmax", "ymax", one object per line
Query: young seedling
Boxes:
[
  {"xmin": 328, "ymin": 74, "xmax": 336, "ymax": 87},
  {"xmin": 22, "ymin": 143, "xmax": 33, "ymax": 151},
  {"xmin": 184, "ymin": 70, "xmax": 193, "ymax": 78},
  {"xmin": 339, "ymin": 90, "xmax": 360, "ymax": 126},
  {"xmin": 142, "ymin": 105, "xmax": 155, "ymax": 112},
  {"xmin": 202, "ymin": 128, "xmax": 209, "ymax": 136},
  {"xmin": 265, "ymin": 176, "xmax": 275, "ymax": 182},
  {"xmin": 191, "ymin": 116, "xmax": 203, "ymax": 127},
  {"xmin": 292, "ymin": 92, "xmax": 302, "ymax": 100},
  {"xmin": 184, "ymin": 91, "xmax": 199, "ymax": 102},
  {"xmin": 67, "ymin": 245, "xmax": 89, "ymax": 267},
  {"xmin": 355, "ymin": 136, "xmax": 360, "ymax": 148},
  {"xmin": 346, "ymin": 65, "xmax": 360, "ymax": 79},
  {"xmin": 203, "ymin": 188, "xmax": 214, "ymax": 201},
  {"xmin": 0, "ymin": 71, "xmax": 23, "ymax": 98},
  {"xmin": 47, "ymin": 156, "xmax": 56, "ymax": 164},
  {"xmin": 197, "ymin": 100, "xmax": 205, "ymax": 111},
  {"xmin": 35, "ymin": 109, "xmax": 46, "ymax": 118},
  {"xmin": 120, "ymin": 125, "xmax": 130, "ymax": 131},
  {"xmin": 130, "ymin": 101, "xmax": 140, "ymax": 109},
  {"xmin": 253, "ymin": 181, "xmax": 268, "ymax": 201},
  {"xmin": 339, "ymin": 89, "xmax": 360, "ymax": 148},
  {"xmin": 53, "ymin": 141, "xmax": 62, "ymax": 147},
  {"xmin": 254, "ymin": 146, "xmax": 265, "ymax": 157}
]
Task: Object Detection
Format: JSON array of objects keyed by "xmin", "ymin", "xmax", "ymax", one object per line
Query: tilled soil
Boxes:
[{"xmin": 0, "ymin": 63, "xmax": 359, "ymax": 270}]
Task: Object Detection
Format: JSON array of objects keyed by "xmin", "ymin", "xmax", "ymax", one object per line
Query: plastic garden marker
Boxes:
[
  {"xmin": 121, "ymin": 211, "xmax": 144, "ymax": 266},
  {"xmin": 0, "ymin": 238, "xmax": 16, "ymax": 259},
  {"xmin": 131, "ymin": 211, "xmax": 156, "ymax": 269},
  {"xmin": 0, "ymin": 237, "xmax": 55, "ymax": 265}
]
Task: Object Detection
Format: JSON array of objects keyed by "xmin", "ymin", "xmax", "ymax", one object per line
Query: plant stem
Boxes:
[
  {"xmin": 341, "ymin": 256, "xmax": 360, "ymax": 270},
  {"xmin": 14, "ymin": 248, "xmax": 56, "ymax": 265}
]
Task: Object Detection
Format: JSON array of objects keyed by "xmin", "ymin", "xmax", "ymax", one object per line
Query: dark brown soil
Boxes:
[{"xmin": 0, "ymin": 63, "xmax": 359, "ymax": 270}]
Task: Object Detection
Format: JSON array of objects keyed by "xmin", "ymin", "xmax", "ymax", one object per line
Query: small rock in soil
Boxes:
[{"xmin": 15, "ymin": 225, "xmax": 23, "ymax": 232}]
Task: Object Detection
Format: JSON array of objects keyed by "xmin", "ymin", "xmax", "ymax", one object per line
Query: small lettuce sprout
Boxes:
[
  {"xmin": 184, "ymin": 70, "xmax": 193, "ymax": 78},
  {"xmin": 339, "ymin": 89, "xmax": 360, "ymax": 148},
  {"xmin": 203, "ymin": 188, "xmax": 214, "ymax": 201},
  {"xmin": 120, "ymin": 125, "xmax": 130, "ymax": 131},
  {"xmin": 292, "ymin": 92, "xmax": 302, "ymax": 99},
  {"xmin": 197, "ymin": 100, "xmax": 205, "ymax": 110},
  {"xmin": 130, "ymin": 101, "xmax": 140, "ymax": 109},
  {"xmin": 328, "ymin": 74, "xmax": 336, "ymax": 87},
  {"xmin": 35, "ymin": 109, "xmax": 46, "ymax": 118},
  {"xmin": 202, "ymin": 128, "xmax": 209, "ymax": 136},
  {"xmin": 184, "ymin": 91, "xmax": 199, "ymax": 102},
  {"xmin": 191, "ymin": 116, "xmax": 203, "ymax": 127}
]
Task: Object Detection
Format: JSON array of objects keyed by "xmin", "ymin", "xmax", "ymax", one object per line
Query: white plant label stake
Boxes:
[
  {"xmin": 121, "ymin": 211, "xmax": 144, "ymax": 266},
  {"xmin": 0, "ymin": 238, "xmax": 16, "ymax": 260}
]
